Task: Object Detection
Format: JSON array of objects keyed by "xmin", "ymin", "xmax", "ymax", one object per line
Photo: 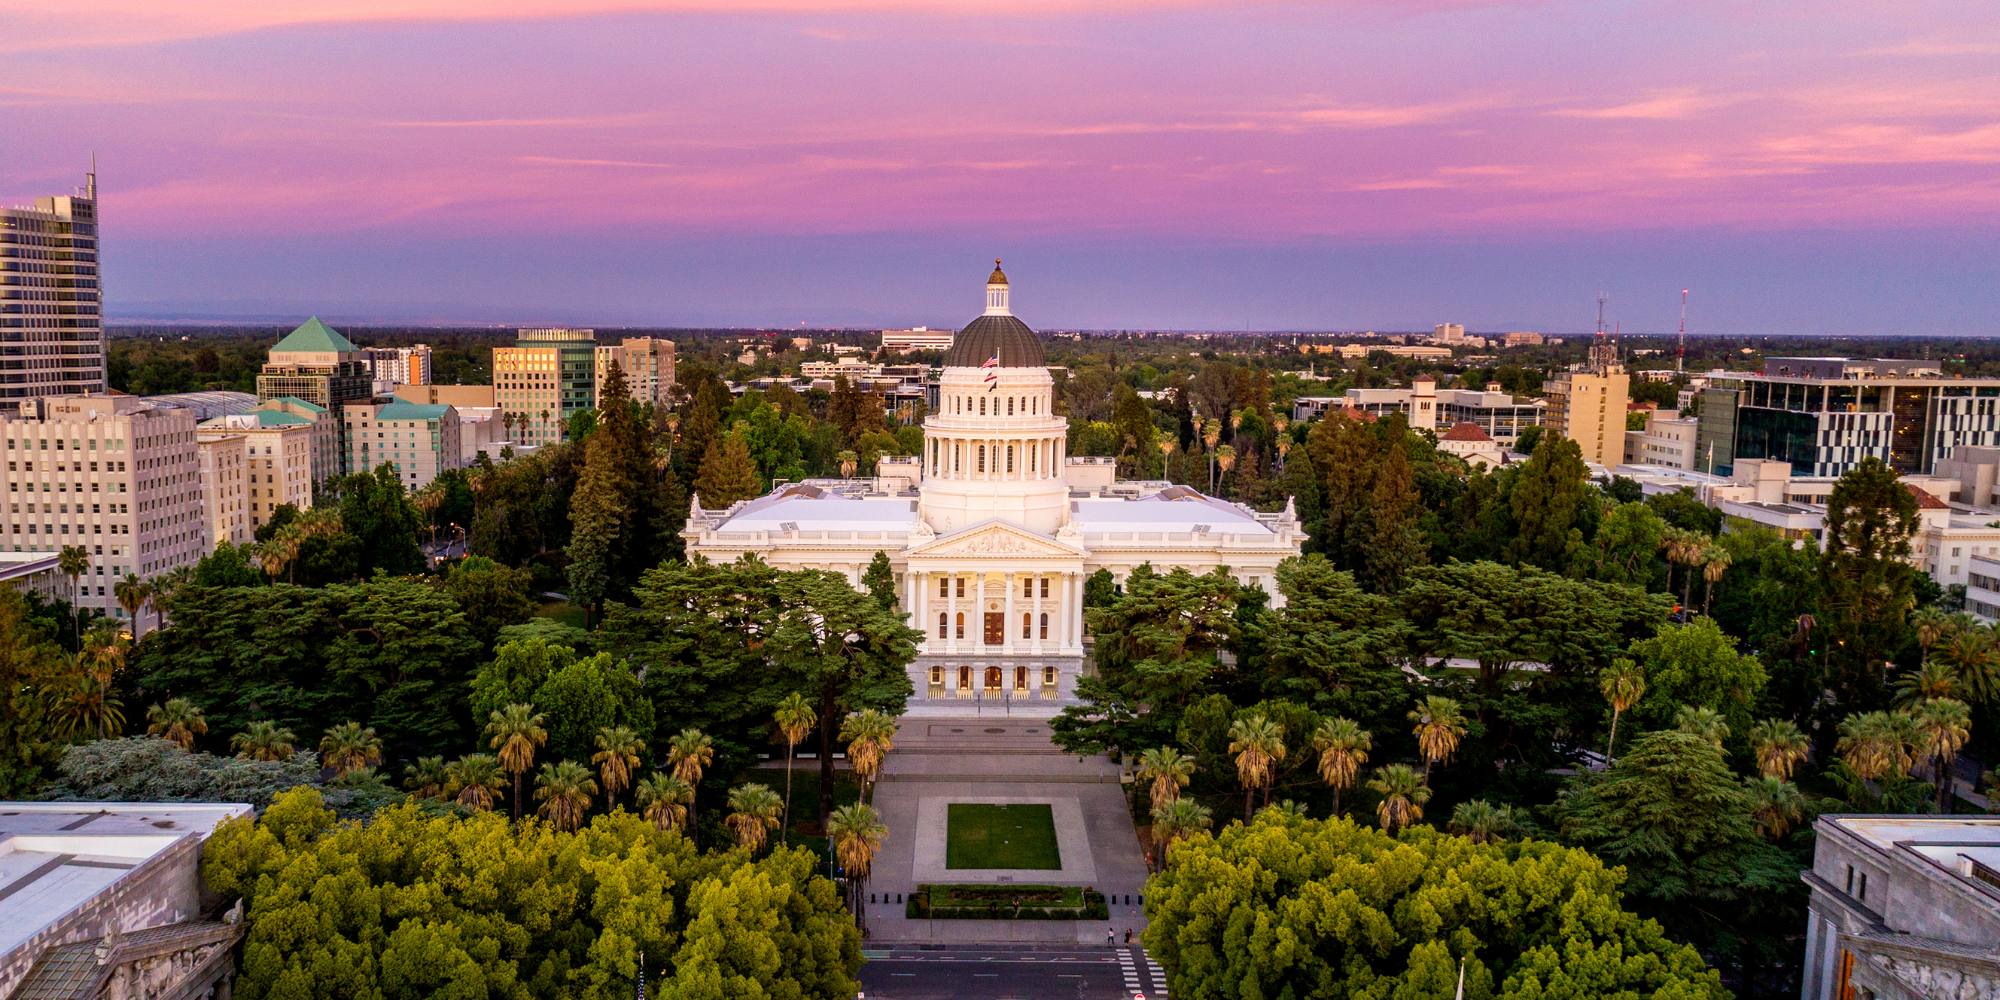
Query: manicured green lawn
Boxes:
[
  {"xmin": 946, "ymin": 803, "xmax": 1061, "ymax": 870},
  {"xmin": 536, "ymin": 600, "xmax": 588, "ymax": 630}
]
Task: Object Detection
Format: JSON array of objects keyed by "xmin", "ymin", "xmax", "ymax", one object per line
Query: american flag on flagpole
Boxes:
[{"xmin": 983, "ymin": 355, "xmax": 999, "ymax": 390}]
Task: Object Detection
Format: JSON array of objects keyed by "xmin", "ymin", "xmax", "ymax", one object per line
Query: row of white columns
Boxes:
[
  {"xmin": 903, "ymin": 568, "xmax": 1084, "ymax": 654},
  {"xmin": 926, "ymin": 435, "xmax": 1065, "ymax": 481}
]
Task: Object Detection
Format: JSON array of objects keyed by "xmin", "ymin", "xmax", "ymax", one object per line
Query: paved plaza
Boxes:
[{"xmin": 866, "ymin": 717, "xmax": 1153, "ymax": 945}]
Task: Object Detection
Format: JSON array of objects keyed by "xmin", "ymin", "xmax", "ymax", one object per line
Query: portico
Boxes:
[{"xmin": 903, "ymin": 520, "xmax": 1088, "ymax": 703}]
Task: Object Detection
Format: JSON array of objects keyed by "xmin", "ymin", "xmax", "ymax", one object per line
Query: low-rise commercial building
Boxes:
[
  {"xmin": 1625, "ymin": 411, "xmax": 1699, "ymax": 470},
  {"xmin": 1801, "ymin": 815, "xmax": 2000, "ymax": 1000},
  {"xmin": 882, "ymin": 327, "xmax": 955, "ymax": 353}
]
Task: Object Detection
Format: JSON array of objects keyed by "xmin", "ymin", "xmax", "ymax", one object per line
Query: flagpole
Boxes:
[{"xmin": 1455, "ymin": 957, "xmax": 1465, "ymax": 1000}]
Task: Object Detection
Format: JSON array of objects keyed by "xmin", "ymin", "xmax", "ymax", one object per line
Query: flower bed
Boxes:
[{"xmin": 905, "ymin": 884, "xmax": 1108, "ymax": 920}]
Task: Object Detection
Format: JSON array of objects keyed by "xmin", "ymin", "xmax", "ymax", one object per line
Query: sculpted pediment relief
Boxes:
[{"xmin": 909, "ymin": 522, "xmax": 1084, "ymax": 558}]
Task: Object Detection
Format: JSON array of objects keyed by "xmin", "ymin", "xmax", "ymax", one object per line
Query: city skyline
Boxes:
[{"xmin": 4, "ymin": 0, "xmax": 1997, "ymax": 332}]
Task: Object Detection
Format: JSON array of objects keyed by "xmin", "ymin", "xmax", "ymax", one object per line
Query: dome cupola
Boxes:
[{"xmin": 944, "ymin": 260, "xmax": 1045, "ymax": 368}]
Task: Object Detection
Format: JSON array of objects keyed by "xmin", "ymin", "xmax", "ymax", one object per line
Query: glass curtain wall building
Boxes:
[{"xmin": 1694, "ymin": 358, "xmax": 2000, "ymax": 477}]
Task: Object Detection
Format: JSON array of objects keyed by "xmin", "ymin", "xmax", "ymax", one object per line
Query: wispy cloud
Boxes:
[{"xmin": 1549, "ymin": 88, "xmax": 1743, "ymax": 120}]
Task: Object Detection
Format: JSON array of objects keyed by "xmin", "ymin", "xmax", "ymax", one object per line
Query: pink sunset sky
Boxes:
[{"xmin": 4, "ymin": 0, "xmax": 1997, "ymax": 332}]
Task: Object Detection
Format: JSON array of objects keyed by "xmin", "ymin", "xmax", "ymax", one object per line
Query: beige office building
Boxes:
[
  {"xmin": 1543, "ymin": 346, "xmax": 1631, "ymax": 467},
  {"xmin": 197, "ymin": 432, "xmax": 250, "ymax": 547},
  {"xmin": 197, "ymin": 411, "xmax": 318, "ymax": 533},
  {"xmin": 607, "ymin": 337, "xmax": 675, "ymax": 406},
  {"xmin": 2, "ymin": 396, "xmax": 203, "ymax": 620}
]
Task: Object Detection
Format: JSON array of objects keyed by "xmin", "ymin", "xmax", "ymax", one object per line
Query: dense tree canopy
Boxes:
[
  {"xmin": 203, "ymin": 788, "xmax": 863, "ymax": 1000},
  {"xmin": 1144, "ymin": 811, "xmax": 1726, "ymax": 1000}
]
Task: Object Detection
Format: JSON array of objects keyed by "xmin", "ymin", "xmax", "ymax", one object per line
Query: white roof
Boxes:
[
  {"xmin": 714, "ymin": 491, "xmax": 918, "ymax": 532},
  {"xmin": 1071, "ymin": 491, "xmax": 1272, "ymax": 535},
  {"xmin": 0, "ymin": 802, "xmax": 252, "ymax": 958}
]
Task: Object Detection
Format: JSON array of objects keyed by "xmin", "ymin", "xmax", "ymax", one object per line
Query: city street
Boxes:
[{"xmin": 858, "ymin": 945, "xmax": 1166, "ymax": 1000}]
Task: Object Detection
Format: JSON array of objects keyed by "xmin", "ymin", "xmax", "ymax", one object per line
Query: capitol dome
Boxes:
[{"xmin": 942, "ymin": 259, "xmax": 1045, "ymax": 369}]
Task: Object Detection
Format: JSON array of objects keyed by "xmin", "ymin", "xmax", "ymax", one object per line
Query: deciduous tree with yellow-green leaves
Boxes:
[
  {"xmin": 1142, "ymin": 809, "xmax": 1726, "ymax": 1000},
  {"xmin": 202, "ymin": 787, "xmax": 862, "ymax": 1000}
]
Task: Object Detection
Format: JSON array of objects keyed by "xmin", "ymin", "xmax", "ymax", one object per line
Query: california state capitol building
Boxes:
[{"xmin": 683, "ymin": 263, "xmax": 1306, "ymax": 709}]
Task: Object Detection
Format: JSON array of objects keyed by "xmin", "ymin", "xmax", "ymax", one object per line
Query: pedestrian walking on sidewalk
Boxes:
[
  {"xmin": 1107, "ymin": 927, "xmax": 1115, "ymax": 947},
  {"xmin": 1125, "ymin": 929, "xmax": 1133, "ymax": 944}
]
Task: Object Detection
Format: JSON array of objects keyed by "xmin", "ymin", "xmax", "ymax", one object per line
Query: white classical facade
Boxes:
[{"xmin": 683, "ymin": 264, "xmax": 1307, "ymax": 708}]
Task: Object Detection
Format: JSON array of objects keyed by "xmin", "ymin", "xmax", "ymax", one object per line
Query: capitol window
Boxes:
[
  {"xmin": 1022, "ymin": 576, "xmax": 1032, "ymax": 598},
  {"xmin": 1006, "ymin": 446, "xmax": 1014, "ymax": 473},
  {"xmin": 1007, "ymin": 398, "xmax": 1014, "ymax": 416},
  {"xmin": 937, "ymin": 613, "xmax": 947, "ymax": 637},
  {"xmin": 1043, "ymin": 665, "xmax": 1057, "ymax": 687},
  {"xmin": 955, "ymin": 612, "xmax": 965, "ymax": 638},
  {"xmin": 1039, "ymin": 613, "xmax": 1048, "ymax": 639},
  {"xmin": 940, "ymin": 576, "xmax": 950, "ymax": 598},
  {"xmin": 1040, "ymin": 577, "xmax": 1050, "ymax": 598},
  {"xmin": 980, "ymin": 398, "xmax": 986, "ymax": 416},
  {"xmin": 978, "ymin": 446, "xmax": 986, "ymax": 473},
  {"xmin": 956, "ymin": 576, "xmax": 966, "ymax": 597}
]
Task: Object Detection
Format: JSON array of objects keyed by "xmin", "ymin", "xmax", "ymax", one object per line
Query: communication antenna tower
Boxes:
[{"xmin": 1677, "ymin": 289, "xmax": 1688, "ymax": 373}]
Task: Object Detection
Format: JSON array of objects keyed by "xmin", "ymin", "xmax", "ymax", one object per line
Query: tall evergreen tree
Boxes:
[
  {"xmin": 1306, "ymin": 413, "xmax": 1379, "ymax": 573},
  {"xmin": 695, "ymin": 436, "xmax": 763, "ymax": 510},
  {"xmin": 1364, "ymin": 440, "xmax": 1426, "ymax": 593},
  {"xmin": 1818, "ymin": 456, "xmax": 1920, "ymax": 708},
  {"xmin": 566, "ymin": 432, "xmax": 630, "ymax": 623},
  {"xmin": 861, "ymin": 552, "xmax": 899, "ymax": 613},
  {"xmin": 1507, "ymin": 432, "xmax": 1588, "ymax": 570}
]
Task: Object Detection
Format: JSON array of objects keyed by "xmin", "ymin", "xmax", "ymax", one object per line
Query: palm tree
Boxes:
[
  {"xmin": 256, "ymin": 534, "xmax": 302, "ymax": 585},
  {"xmin": 726, "ymin": 783, "xmax": 784, "ymax": 854},
  {"xmin": 113, "ymin": 574, "xmax": 151, "ymax": 636},
  {"xmin": 1150, "ymin": 798, "xmax": 1213, "ymax": 860},
  {"xmin": 772, "ymin": 692, "xmax": 817, "ymax": 832},
  {"xmin": 534, "ymin": 760, "xmax": 598, "ymax": 831},
  {"xmin": 403, "ymin": 756, "xmax": 449, "ymax": 799},
  {"xmin": 1682, "ymin": 541, "xmax": 1710, "ymax": 616},
  {"xmin": 636, "ymin": 773, "xmax": 692, "ymax": 832},
  {"xmin": 1913, "ymin": 607, "xmax": 1951, "ymax": 666},
  {"xmin": 839, "ymin": 709, "xmax": 898, "ymax": 794},
  {"xmin": 1214, "ymin": 445, "xmax": 1237, "ymax": 493},
  {"xmin": 668, "ymin": 728, "xmax": 715, "ymax": 845},
  {"xmin": 592, "ymin": 726, "xmax": 645, "ymax": 812},
  {"xmin": 1912, "ymin": 697, "xmax": 1973, "ymax": 811},
  {"xmin": 1599, "ymin": 659, "xmax": 1645, "ymax": 759},
  {"xmin": 448, "ymin": 754, "xmax": 507, "ymax": 812},
  {"xmin": 827, "ymin": 802, "xmax": 888, "ymax": 928},
  {"xmin": 1227, "ymin": 715, "xmax": 1286, "ymax": 817},
  {"xmin": 1136, "ymin": 746, "xmax": 1196, "ymax": 815},
  {"xmin": 319, "ymin": 721, "xmax": 383, "ymax": 777},
  {"xmin": 1367, "ymin": 763, "xmax": 1432, "ymax": 835},
  {"xmin": 57, "ymin": 545, "xmax": 88, "ymax": 641},
  {"xmin": 487, "ymin": 703, "xmax": 548, "ymax": 819},
  {"xmin": 1745, "ymin": 776, "xmax": 1806, "ymax": 838},
  {"xmin": 1449, "ymin": 800, "xmax": 1521, "ymax": 844},
  {"xmin": 1658, "ymin": 529, "xmax": 1684, "ymax": 600},
  {"xmin": 231, "ymin": 720, "xmax": 297, "ymax": 761},
  {"xmin": 1700, "ymin": 545, "xmax": 1732, "ymax": 616},
  {"xmin": 1937, "ymin": 628, "xmax": 2000, "ymax": 704},
  {"xmin": 1675, "ymin": 706, "xmax": 1730, "ymax": 748},
  {"xmin": 1259, "ymin": 800, "xmax": 1310, "ymax": 820},
  {"xmin": 1748, "ymin": 718, "xmax": 1810, "ymax": 779},
  {"xmin": 1837, "ymin": 710, "xmax": 1921, "ymax": 781},
  {"xmin": 1895, "ymin": 659, "xmax": 1960, "ymax": 706},
  {"xmin": 145, "ymin": 697, "xmax": 208, "ymax": 750},
  {"xmin": 1408, "ymin": 695, "xmax": 1467, "ymax": 783},
  {"xmin": 46, "ymin": 652, "xmax": 123, "ymax": 742},
  {"xmin": 837, "ymin": 450, "xmax": 859, "ymax": 479},
  {"xmin": 1310, "ymin": 717, "xmax": 1371, "ymax": 816}
]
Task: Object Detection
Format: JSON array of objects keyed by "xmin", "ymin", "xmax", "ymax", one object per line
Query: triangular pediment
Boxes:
[{"xmin": 906, "ymin": 520, "xmax": 1086, "ymax": 558}]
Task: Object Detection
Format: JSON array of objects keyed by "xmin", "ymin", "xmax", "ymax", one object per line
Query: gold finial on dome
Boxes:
[{"xmin": 988, "ymin": 259, "xmax": 1008, "ymax": 285}]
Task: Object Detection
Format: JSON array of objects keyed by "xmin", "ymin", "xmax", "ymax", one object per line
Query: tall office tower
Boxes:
[
  {"xmin": 3, "ymin": 395, "xmax": 202, "ymax": 621},
  {"xmin": 0, "ymin": 168, "xmax": 107, "ymax": 414},
  {"xmin": 255, "ymin": 317, "xmax": 376, "ymax": 473},
  {"xmin": 494, "ymin": 329, "xmax": 597, "ymax": 444}
]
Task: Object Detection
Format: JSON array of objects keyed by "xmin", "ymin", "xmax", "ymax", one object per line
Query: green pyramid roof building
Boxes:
[{"xmin": 271, "ymin": 317, "xmax": 357, "ymax": 355}]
